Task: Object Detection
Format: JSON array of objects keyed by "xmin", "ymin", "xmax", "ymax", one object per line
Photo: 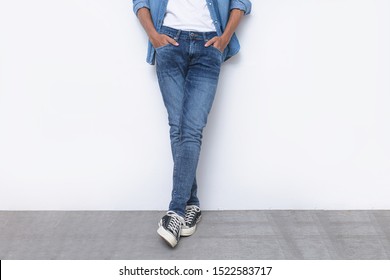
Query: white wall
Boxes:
[{"xmin": 0, "ymin": 0, "xmax": 389, "ymax": 210}]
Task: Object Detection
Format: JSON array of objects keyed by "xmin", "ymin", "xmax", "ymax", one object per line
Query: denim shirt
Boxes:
[{"xmin": 132, "ymin": 0, "xmax": 252, "ymax": 65}]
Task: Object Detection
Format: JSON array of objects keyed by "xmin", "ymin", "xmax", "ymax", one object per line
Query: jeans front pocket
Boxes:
[
  {"xmin": 155, "ymin": 43, "xmax": 173, "ymax": 52},
  {"xmin": 205, "ymin": 45, "xmax": 224, "ymax": 64},
  {"xmin": 210, "ymin": 45, "xmax": 224, "ymax": 55}
]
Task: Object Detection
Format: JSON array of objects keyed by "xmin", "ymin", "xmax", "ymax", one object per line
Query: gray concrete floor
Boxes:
[{"xmin": 0, "ymin": 210, "xmax": 390, "ymax": 259}]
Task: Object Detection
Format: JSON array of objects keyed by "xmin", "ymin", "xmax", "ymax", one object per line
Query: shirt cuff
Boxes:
[
  {"xmin": 230, "ymin": 1, "xmax": 252, "ymax": 16},
  {"xmin": 133, "ymin": 2, "xmax": 150, "ymax": 16}
]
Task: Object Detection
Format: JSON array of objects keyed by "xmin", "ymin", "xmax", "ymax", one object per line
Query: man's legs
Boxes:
[
  {"xmin": 168, "ymin": 44, "xmax": 222, "ymax": 215},
  {"xmin": 155, "ymin": 27, "xmax": 222, "ymax": 246}
]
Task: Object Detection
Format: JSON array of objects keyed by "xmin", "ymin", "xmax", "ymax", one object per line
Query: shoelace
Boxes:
[
  {"xmin": 184, "ymin": 206, "xmax": 200, "ymax": 224},
  {"xmin": 166, "ymin": 211, "xmax": 184, "ymax": 235}
]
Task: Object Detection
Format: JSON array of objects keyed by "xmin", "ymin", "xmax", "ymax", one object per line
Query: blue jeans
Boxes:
[{"xmin": 155, "ymin": 26, "xmax": 223, "ymax": 217}]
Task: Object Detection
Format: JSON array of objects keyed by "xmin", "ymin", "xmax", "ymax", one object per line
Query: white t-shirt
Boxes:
[{"xmin": 163, "ymin": 0, "xmax": 216, "ymax": 32}]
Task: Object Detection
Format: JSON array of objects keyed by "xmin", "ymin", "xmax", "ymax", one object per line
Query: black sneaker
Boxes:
[
  {"xmin": 157, "ymin": 211, "xmax": 185, "ymax": 247},
  {"xmin": 181, "ymin": 205, "xmax": 202, "ymax": 237}
]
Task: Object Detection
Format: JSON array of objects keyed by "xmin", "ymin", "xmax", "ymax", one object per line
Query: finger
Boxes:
[
  {"xmin": 204, "ymin": 37, "xmax": 218, "ymax": 47},
  {"xmin": 165, "ymin": 35, "xmax": 179, "ymax": 46},
  {"xmin": 204, "ymin": 36, "xmax": 219, "ymax": 47}
]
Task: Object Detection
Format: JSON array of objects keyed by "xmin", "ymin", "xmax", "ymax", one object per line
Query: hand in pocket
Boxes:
[{"xmin": 150, "ymin": 33, "xmax": 179, "ymax": 49}]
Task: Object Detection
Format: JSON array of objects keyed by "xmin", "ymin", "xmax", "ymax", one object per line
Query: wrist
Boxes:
[
  {"xmin": 148, "ymin": 30, "xmax": 159, "ymax": 41},
  {"xmin": 220, "ymin": 33, "xmax": 232, "ymax": 45}
]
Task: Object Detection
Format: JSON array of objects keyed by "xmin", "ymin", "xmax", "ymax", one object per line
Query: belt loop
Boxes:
[
  {"xmin": 202, "ymin": 32, "xmax": 207, "ymax": 42},
  {"xmin": 174, "ymin": 29, "xmax": 181, "ymax": 41}
]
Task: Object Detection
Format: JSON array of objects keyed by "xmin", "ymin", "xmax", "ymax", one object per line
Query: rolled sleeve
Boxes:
[
  {"xmin": 230, "ymin": 0, "xmax": 252, "ymax": 15},
  {"xmin": 132, "ymin": 0, "xmax": 150, "ymax": 16}
]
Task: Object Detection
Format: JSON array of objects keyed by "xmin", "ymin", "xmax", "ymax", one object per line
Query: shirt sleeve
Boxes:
[
  {"xmin": 132, "ymin": 0, "xmax": 150, "ymax": 16},
  {"xmin": 230, "ymin": 0, "xmax": 252, "ymax": 15}
]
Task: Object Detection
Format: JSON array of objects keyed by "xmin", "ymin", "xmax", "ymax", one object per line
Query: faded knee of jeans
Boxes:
[
  {"xmin": 179, "ymin": 125, "xmax": 203, "ymax": 146},
  {"xmin": 169, "ymin": 124, "xmax": 181, "ymax": 143}
]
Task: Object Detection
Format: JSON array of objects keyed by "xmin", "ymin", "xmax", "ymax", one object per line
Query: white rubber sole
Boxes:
[
  {"xmin": 157, "ymin": 225, "xmax": 178, "ymax": 247},
  {"xmin": 180, "ymin": 215, "xmax": 202, "ymax": 237}
]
